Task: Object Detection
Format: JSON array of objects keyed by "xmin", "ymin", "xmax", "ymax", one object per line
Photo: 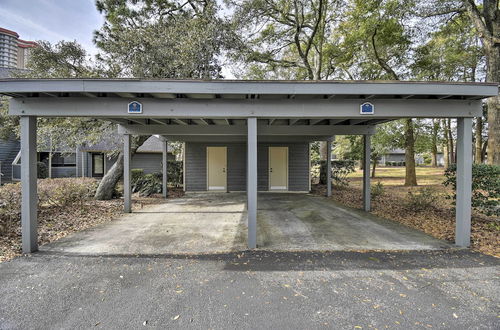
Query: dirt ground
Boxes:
[{"xmin": 313, "ymin": 166, "xmax": 499, "ymax": 257}]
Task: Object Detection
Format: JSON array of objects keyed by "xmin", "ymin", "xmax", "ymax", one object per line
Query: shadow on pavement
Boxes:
[{"xmin": 31, "ymin": 249, "xmax": 499, "ymax": 272}]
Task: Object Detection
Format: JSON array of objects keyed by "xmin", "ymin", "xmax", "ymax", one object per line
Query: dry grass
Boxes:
[{"xmin": 313, "ymin": 166, "xmax": 500, "ymax": 257}]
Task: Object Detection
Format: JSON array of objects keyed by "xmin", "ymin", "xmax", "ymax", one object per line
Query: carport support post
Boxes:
[
  {"xmin": 363, "ymin": 134, "xmax": 371, "ymax": 212},
  {"xmin": 247, "ymin": 117, "xmax": 257, "ymax": 249},
  {"xmin": 20, "ymin": 116, "xmax": 38, "ymax": 253},
  {"xmin": 455, "ymin": 118, "xmax": 472, "ymax": 247},
  {"xmin": 326, "ymin": 139, "xmax": 332, "ymax": 197},
  {"xmin": 162, "ymin": 139, "xmax": 168, "ymax": 198},
  {"xmin": 123, "ymin": 134, "xmax": 132, "ymax": 213}
]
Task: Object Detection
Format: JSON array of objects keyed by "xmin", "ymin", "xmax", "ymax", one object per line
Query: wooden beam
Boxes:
[
  {"xmin": 10, "ymin": 97, "xmax": 483, "ymax": 118},
  {"xmin": 118, "ymin": 124, "xmax": 376, "ymax": 136},
  {"xmin": 309, "ymin": 119, "xmax": 323, "ymax": 125},
  {"xmin": 150, "ymin": 118, "xmax": 169, "ymax": 125},
  {"xmin": 173, "ymin": 119, "xmax": 189, "ymax": 125}
]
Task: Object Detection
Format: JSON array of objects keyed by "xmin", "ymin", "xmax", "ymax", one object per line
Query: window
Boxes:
[
  {"xmin": 92, "ymin": 153, "xmax": 105, "ymax": 177},
  {"xmin": 39, "ymin": 152, "xmax": 76, "ymax": 167}
]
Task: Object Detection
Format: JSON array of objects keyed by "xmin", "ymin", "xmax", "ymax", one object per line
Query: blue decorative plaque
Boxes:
[
  {"xmin": 128, "ymin": 101, "xmax": 142, "ymax": 114},
  {"xmin": 360, "ymin": 102, "xmax": 374, "ymax": 115}
]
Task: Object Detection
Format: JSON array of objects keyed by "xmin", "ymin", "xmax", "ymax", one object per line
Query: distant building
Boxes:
[
  {"xmin": 380, "ymin": 149, "xmax": 444, "ymax": 166},
  {"xmin": 0, "ymin": 27, "xmax": 37, "ymax": 76},
  {"xmin": 16, "ymin": 38, "xmax": 37, "ymax": 69}
]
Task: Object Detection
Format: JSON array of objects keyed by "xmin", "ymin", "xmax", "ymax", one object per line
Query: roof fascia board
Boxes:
[
  {"xmin": 0, "ymin": 80, "xmax": 497, "ymax": 97},
  {"xmin": 9, "ymin": 97, "xmax": 482, "ymax": 118}
]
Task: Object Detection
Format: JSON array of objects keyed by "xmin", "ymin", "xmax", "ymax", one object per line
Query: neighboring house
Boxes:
[
  {"xmin": 379, "ymin": 149, "xmax": 444, "ymax": 166},
  {"xmin": 9, "ymin": 135, "xmax": 174, "ymax": 181},
  {"xmin": 77, "ymin": 135, "xmax": 175, "ymax": 178}
]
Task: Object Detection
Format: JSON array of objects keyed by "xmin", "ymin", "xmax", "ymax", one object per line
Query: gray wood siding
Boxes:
[
  {"xmin": 131, "ymin": 153, "xmax": 162, "ymax": 174},
  {"xmin": 185, "ymin": 143, "xmax": 207, "ymax": 191},
  {"xmin": 185, "ymin": 142, "xmax": 309, "ymax": 192},
  {"xmin": 51, "ymin": 167, "xmax": 76, "ymax": 178},
  {"xmin": 0, "ymin": 137, "xmax": 20, "ymax": 183}
]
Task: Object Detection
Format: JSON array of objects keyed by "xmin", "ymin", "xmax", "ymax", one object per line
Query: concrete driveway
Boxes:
[{"xmin": 41, "ymin": 193, "xmax": 449, "ymax": 255}]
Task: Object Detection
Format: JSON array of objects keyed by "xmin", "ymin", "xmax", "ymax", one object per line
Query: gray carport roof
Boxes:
[
  {"xmin": 1, "ymin": 79, "xmax": 497, "ymax": 142},
  {"xmin": 0, "ymin": 78, "xmax": 497, "ymax": 99}
]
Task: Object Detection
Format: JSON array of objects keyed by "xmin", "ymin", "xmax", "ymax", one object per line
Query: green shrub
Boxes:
[
  {"xmin": 371, "ymin": 181, "xmax": 385, "ymax": 200},
  {"xmin": 131, "ymin": 169, "xmax": 145, "ymax": 183},
  {"xmin": 443, "ymin": 164, "xmax": 500, "ymax": 217},
  {"xmin": 317, "ymin": 160, "xmax": 355, "ymax": 187},
  {"xmin": 131, "ymin": 172, "xmax": 163, "ymax": 197},
  {"xmin": 404, "ymin": 187, "xmax": 437, "ymax": 212},
  {"xmin": 167, "ymin": 161, "xmax": 183, "ymax": 187},
  {"xmin": 131, "ymin": 162, "xmax": 183, "ymax": 196}
]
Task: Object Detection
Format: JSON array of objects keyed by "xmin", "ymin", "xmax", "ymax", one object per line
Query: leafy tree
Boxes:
[
  {"xmin": 420, "ymin": 0, "xmax": 500, "ymax": 165},
  {"xmin": 412, "ymin": 11, "xmax": 485, "ymax": 165},
  {"xmin": 228, "ymin": 0, "xmax": 345, "ymax": 80},
  {"xmin": 94, "ymin": 0, "xmax": 234, "ymax": 78}
]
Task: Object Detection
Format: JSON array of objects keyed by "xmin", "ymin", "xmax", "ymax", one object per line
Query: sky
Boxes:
[{"xmin": 0, "ymin": 0, "xmax": 103, "ymax": 55}]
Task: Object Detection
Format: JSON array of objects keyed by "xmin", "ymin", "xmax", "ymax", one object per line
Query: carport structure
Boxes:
[{"xmin": 1, "ymin": 79, "xmax": 497, "ymax": 253}]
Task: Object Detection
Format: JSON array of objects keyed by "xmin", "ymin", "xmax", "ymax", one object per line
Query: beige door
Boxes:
[
  {"xmin": 269, "ymin": 147, "xmax": 288, "ymax": 191},
  {"xmin": 207, "ymin": 147, "xmax": 227, "ymax": 191}
]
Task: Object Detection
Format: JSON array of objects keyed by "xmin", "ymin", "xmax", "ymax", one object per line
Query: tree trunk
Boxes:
[
  {"xmin": 482, "ymin": 139, "xmax": 488, "ymax": 162},
  {"xmin": 319, "ymin": 141, "xmax": 328, "ymax": 184},
  {"xmin": 443, "ymin": 143, "xmax": 449, "ymax": 168},
  {"xmin": 94, "ymin": 135, "xmax": 150, "ymax": 200},
  {"xmin": 486, "ymin": 44, "xmax": 500, "ymax": 165},
  {"xmin": 464, "ymin": 0, "xmax": 499, "ymax": 165},
  {"xmin": 404, "ymin": 118, "xmax": 417, "ymax": 186},
  {"xmin": 431, "ymin": 119, "xmax": 439, "ymax": 167},
  {"xmin": 371, "ymin": 156, "xmax": 377, "ymax": 178},
  {"xmin": 442, "ymin": 119, "xmax": 450, "ymax": 168},
  {"xmin": 475, "ymin": 116, "xmax": 483, "ymax": 164},
  {"xmin": 447, "ymin": 119, "xmax": 455, "ymax": 164}
]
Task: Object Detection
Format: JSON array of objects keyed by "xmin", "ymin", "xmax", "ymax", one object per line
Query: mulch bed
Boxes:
[
  {"xmin": 312, "ymin": 184, "xmax": 499, "ymax": 257},
  {"xmin": 0, "ymin": 188, "xmax": 184, "ymax": 262}
]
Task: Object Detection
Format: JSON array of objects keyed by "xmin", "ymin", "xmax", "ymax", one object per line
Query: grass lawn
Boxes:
[
  {"xmin": 313, "ymin": 166, "xmax": 500, "ymax": 257},
  {"xmin": 348, "ymin": 166, "xmax": 446, "ymax": 186}
]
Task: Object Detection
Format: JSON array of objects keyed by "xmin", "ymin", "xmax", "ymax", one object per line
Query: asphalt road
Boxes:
[{"xmin": 0, "ymin": 249, "xmax": 498, "ymax": 329}]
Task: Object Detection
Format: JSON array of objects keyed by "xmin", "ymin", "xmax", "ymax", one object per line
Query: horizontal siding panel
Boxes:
[
  {"xmin": 131, "ymin": 153, "xmax": 162, "ymax": 174},
  {"xmin": 52, "ymin": 167, "xmax": 76, "ymax": 178}
]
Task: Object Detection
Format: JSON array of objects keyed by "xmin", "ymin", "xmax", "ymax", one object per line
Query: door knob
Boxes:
[
  {"xmin": 270, "ymin": 168, "xmax": 273, "ymax": 172},
  {"xmin": 222, "ymin": 168, "xmax": 226, "ymax": 173}
]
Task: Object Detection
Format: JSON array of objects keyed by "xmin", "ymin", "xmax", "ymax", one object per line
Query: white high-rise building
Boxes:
[{"xmin": 0, "ymin": 27, "xmax": 37, "ymax": 70}]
